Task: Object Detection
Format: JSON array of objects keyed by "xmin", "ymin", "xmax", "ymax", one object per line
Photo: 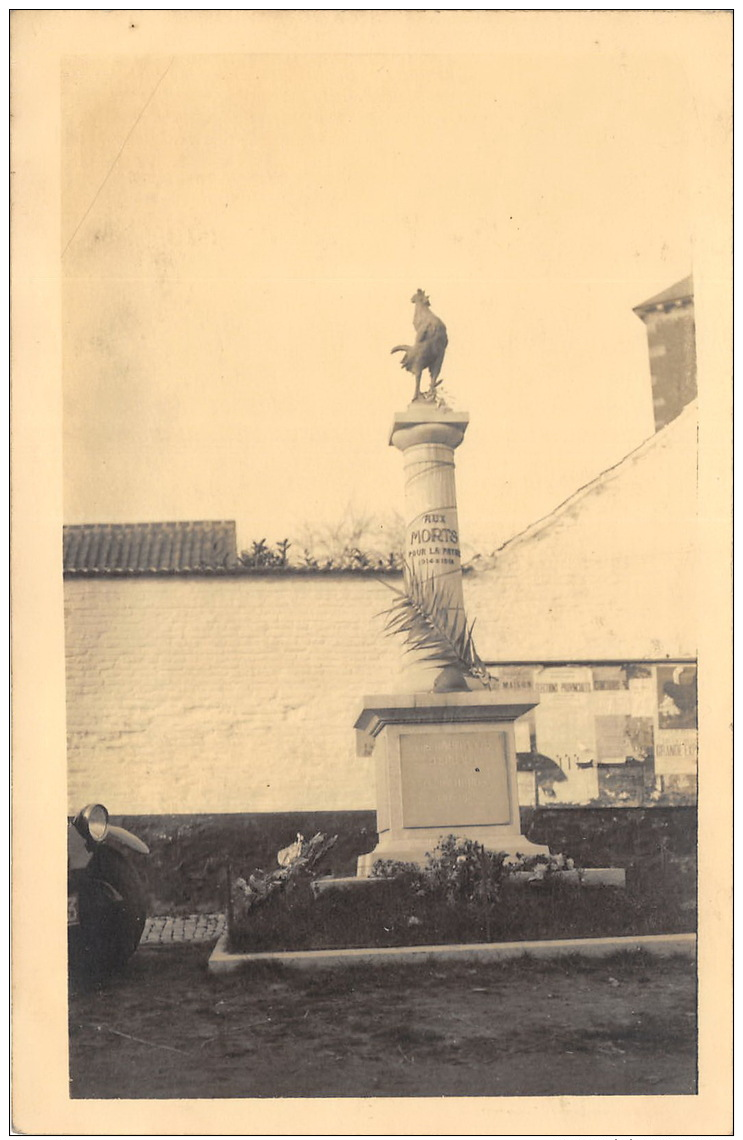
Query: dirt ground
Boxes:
[{"xmin": 69, "ymin": 943, "xmax": 697, "ymax": 1099}]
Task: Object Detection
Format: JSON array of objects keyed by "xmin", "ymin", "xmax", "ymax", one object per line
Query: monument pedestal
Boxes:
[{"xmin": 355, "ymin": 692, "xmax": 548, "ymax": 876}]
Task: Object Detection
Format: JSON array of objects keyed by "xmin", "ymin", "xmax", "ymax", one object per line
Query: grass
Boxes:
[{"xmin": 228, "ymin": 866, "xmax": 696, "ymax": 954}]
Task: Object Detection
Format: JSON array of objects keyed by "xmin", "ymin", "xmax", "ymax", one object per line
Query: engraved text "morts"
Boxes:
[{"xmin": 410, "ymin": 526, "xmax": 458, "ymax": 545}]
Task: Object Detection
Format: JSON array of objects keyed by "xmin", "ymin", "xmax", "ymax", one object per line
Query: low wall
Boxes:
[
  {"xmin": 522, "ymin": 805, "xmax": 697, "ymax": 864},
  {"xmin": 112, "ymin": 810, "xmax": 378, "ymax": 915},
  {"xmin": 113, "ymin": 805, "xmax": 697, "ymax": 915}
]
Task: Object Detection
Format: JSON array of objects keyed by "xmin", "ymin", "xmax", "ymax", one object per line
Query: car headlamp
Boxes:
[{"xmin": 75, "ymin": 803, "xmax": 109, "ymax": 843}]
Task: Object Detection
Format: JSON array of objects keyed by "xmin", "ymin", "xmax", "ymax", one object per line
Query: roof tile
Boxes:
[{"xmin": 63, "ymin": 521, "xmax": 239, "ymax": 575}]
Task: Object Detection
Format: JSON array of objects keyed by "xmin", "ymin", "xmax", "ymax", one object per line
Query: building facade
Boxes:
[{"xmin": 634, "ymin": 275, "xmax": 697, "ymax": 433}]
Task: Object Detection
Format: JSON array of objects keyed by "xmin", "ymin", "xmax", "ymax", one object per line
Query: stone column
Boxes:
[{"xmin": 390, "ymin": 407, "xmax": 469, "ymax": 633}]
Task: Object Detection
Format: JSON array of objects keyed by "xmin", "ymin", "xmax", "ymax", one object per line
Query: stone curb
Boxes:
[
  {"xmin": 312, "ymin": 868, "xmax": 626, "ymax": 895},
  {"xmin": 207, "ymin": 931, "xmax": 696, "ymax": 975}
]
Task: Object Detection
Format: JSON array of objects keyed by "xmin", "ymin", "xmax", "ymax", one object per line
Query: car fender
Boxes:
[
  {"xmin": 68, "ymin": 823, "xmax": 93, "ymax": 870},
  {"xmin": 105, "ymin": 825, "xmax": 150, "ymax": 856}
]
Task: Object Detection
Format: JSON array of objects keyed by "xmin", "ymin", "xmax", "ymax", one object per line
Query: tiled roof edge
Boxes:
[
  {"xmin": 633, "ymin": 274, "xmax": 694, "ymax": 314},
  {"xmin": 62, "ymin": 520, "xmax": 239, "ymax": 574},
  {"xmin": 63, "ymin": 565, "xmax": 404, "ymax": 579}
]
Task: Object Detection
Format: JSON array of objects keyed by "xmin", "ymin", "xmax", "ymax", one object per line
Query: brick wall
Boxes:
[
  {"xmin": 65, "ymin": 563, "xmax": 697, "ymax": 815},
  {"xmin": 65, "ymin": 575, "xmax": 405, "ymax": 815},
  {"xmin": 643, "ymin": 306, "xmax": 697, "ymax": 432}
]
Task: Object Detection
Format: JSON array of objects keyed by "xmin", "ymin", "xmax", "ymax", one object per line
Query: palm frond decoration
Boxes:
[{"xmin": 378, "ymin": 562, "xmax": 492, "ymax": 688}]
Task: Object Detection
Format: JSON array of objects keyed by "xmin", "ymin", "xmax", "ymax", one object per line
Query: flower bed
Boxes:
[{"xmin": 227, "ymin": 835, "xmax": 695, "ymax": 955}]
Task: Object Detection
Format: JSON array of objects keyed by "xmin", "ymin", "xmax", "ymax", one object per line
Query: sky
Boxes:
[{"xmin": 61, "ymin": 42, "xmax": 694, "ymax": 556}]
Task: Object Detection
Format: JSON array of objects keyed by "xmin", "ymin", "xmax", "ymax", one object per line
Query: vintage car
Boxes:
[{"xmin": 68, "ymin": 803, "xmax": 150, "ymax": 978}]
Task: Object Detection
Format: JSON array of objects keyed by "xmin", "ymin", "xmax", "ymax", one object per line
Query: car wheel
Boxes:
[{"xmin": 73, "ymin": 847, "xmax": 147, "ymax": 979}]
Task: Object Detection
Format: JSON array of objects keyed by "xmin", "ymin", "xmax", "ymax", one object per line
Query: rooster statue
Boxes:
[{"xmin": 391, "ymin": 289, "xmax": 448, "ymax": 402}]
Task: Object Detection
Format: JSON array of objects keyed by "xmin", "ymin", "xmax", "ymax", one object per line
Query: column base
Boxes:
[{"xmin": 357, "ymin": 829, "xmax": 550, "ymax": 877}]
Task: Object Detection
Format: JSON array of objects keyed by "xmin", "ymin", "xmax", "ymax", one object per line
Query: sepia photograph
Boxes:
[{"xmin": 12, "ymin": 10, "xmax": 731, "ymax": 1135}]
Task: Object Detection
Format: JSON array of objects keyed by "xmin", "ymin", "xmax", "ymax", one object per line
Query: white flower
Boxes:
[{"xmin": 277, "ymin": 833, "xmax": 304, "ymax": 867}]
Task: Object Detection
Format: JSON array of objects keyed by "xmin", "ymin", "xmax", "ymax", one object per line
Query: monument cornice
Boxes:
[
  {"xmin": 389, "ymin": 407, "xmax": 470, "ymax": 449},
  {"xmin": 355, "ymin": 691, "xmax": 539, "ymax": 750}
]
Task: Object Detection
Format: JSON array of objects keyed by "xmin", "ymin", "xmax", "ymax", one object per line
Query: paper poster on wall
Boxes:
[
  {"xmin": 654, "ymin": 729, "xmax": 698, "ymax": 775},
  {"xmin": 656, "ymin": 664, "xmax": 697, "ymax": 730}
]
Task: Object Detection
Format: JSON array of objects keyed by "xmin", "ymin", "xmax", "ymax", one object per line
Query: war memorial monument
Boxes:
[{"xmin": 355, "ymin": 291, "xmax": 547, "ymax": 874}]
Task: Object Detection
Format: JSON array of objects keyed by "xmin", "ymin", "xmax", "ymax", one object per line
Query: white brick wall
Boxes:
[
  {"xmin": 65, "ymin": 563, "xmax": 696, "ymax": 814},
  {"xmin": 65, "ymin": 575, "xmax": 404, "ymax": 814},
  {"xmin": 65, "ymin": 409, "xmax": 696, "ymax": 814}
]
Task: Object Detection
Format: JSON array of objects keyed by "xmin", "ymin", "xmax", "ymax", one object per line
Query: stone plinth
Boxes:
[{"xmin": 354, "ymin": 692, "xmax": 548, "ymax": 875}]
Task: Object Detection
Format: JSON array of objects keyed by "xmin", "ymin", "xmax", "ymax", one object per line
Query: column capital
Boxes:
[{"xmin": 389, "ymin": 407, "xmax": 470, "ymax": 451}]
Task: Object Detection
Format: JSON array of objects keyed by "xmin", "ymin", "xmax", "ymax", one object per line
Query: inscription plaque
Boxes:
[
  {"xmin": 406, "ymin": 508, "xmax": 462, "ymax": 581},
  {"xmin": 400, "ymin": 731, "xmax": 511, "ymax": 828}
]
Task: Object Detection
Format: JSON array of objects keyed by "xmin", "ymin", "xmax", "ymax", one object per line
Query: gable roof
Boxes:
[
  {"xmin": 493, "ymin": 401, "xmax": 696, "ymax": 557},
  {"xmin": 63, "ymin": 520, "xmax": 239, "ymax": 576},
  {"xmin": 465, "ymin": 402, "xmax": 698, "ymax": 661},
  {"xmin": 633, "ymin": 275, "xmax": 693, "ymax": 315}
]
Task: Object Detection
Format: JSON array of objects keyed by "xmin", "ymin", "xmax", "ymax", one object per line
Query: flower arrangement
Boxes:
[
  {"xmin": 230, "ymin": 831, "xmax": 337, "ymax": 926},
  {"xmin": 370, "ymin": 837, "xmax": 585, "ymax": 945},
  {"xmin": 371, "ymin": 836, "xmax": 580, "ymax": 904}
]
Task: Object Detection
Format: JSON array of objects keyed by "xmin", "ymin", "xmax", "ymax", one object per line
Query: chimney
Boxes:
[{"xmin": 633, "ymin": 275, "xmax": 696, "ymax": 432}]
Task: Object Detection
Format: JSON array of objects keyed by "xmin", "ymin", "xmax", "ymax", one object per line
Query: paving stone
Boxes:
[{"xmin": 141, "ymin": 913, "xmax": 226, "ymax": 946}]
